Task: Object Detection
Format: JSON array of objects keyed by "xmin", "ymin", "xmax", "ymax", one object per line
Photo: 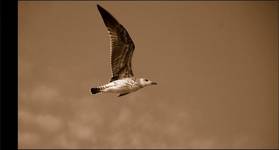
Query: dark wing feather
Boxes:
[{"xmin": 97, "ymin": 5, "xmax": 135, "ymax": 82}]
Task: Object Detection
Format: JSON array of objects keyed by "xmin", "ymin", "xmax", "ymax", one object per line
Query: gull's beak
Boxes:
[{"xmin": 151, "ymin": 82, "xmax": 157, "ymax": 85}]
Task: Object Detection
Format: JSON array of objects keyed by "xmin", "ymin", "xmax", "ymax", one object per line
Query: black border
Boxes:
[{"xmin": 1, "ymin": 0, "xmax": 18, "ymax": 149}]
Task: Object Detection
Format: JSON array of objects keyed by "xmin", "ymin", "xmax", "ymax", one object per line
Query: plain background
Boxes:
[{"xmin": 18, "ymin": 1, "xmax": 278, "ymax": 149}]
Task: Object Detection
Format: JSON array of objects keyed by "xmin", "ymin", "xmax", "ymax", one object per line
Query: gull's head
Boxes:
[{"xmin": 139, "ymin": 78, "xmax": 157, "ymax": 87}]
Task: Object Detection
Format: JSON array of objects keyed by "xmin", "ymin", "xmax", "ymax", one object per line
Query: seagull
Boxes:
[{"xmin": 91, "ymin": 4, "xmax": 157, "ymax": 97}]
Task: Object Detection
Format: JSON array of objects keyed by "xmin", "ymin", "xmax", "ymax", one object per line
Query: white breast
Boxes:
[{"xmin": 102, "ymin": 78, "xmax": 140, "ymax": 93}]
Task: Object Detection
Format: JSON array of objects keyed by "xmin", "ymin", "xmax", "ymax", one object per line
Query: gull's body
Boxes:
[
  {"xmin": 96, "ymin": 78, "xmax": 140, "ymax": 95},
  {"xmin": 91, "ymin": 5, "xmax": 157, "ymax": 97}
]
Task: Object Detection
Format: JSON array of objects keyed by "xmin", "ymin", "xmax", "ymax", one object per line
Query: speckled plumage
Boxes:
[{"xmin": 91, "ymin": 5, "xmax": 157, "ymax": 97}]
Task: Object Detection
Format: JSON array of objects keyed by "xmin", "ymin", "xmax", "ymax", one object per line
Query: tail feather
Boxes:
[{"xmin": 91, "ymin": 87, "xmax": 101, "ymax": 94}]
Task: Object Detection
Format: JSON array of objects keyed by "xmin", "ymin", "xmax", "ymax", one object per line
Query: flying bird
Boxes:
[{"xmin": 91, "ymin": 4, "xmax": 157, "ymax": 97}]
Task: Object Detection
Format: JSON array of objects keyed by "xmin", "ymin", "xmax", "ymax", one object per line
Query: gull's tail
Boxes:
[{"xmin": 91, "ymin": 87, "xmax": 101, "ymax": 94}]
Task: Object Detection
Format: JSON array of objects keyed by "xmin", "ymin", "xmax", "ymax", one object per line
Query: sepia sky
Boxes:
[{"xmin": 18, "ymin": 1, "xmax": 278, "ymax": 149}]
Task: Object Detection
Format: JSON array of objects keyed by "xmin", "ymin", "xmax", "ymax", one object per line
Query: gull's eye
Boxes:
[{"xmin": 145, "ymin": 79, "xmax": 148, "ymax": 82}]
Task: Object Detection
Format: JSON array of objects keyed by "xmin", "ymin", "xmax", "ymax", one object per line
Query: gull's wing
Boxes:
[{"xmin": 97, "ymin": 5, "xmax": 135, "ymax": 82}]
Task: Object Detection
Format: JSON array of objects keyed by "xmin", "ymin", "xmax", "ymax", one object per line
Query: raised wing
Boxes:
[{"xmin": 97, "ymin": 5, "xmax": 135, "ymax": 82}]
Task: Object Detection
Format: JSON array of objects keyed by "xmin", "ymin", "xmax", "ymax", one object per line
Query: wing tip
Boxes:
[
  {"xmin": 97, "ymin": 4, "xmax": 102, "ymax": 11},
  {"xmin": 97, "ymin": 4, "xmax": 120, "ymax": 27},
  {"xmin": 97, "ymin": 4, "xmax": 108, "ymax": 16}
]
